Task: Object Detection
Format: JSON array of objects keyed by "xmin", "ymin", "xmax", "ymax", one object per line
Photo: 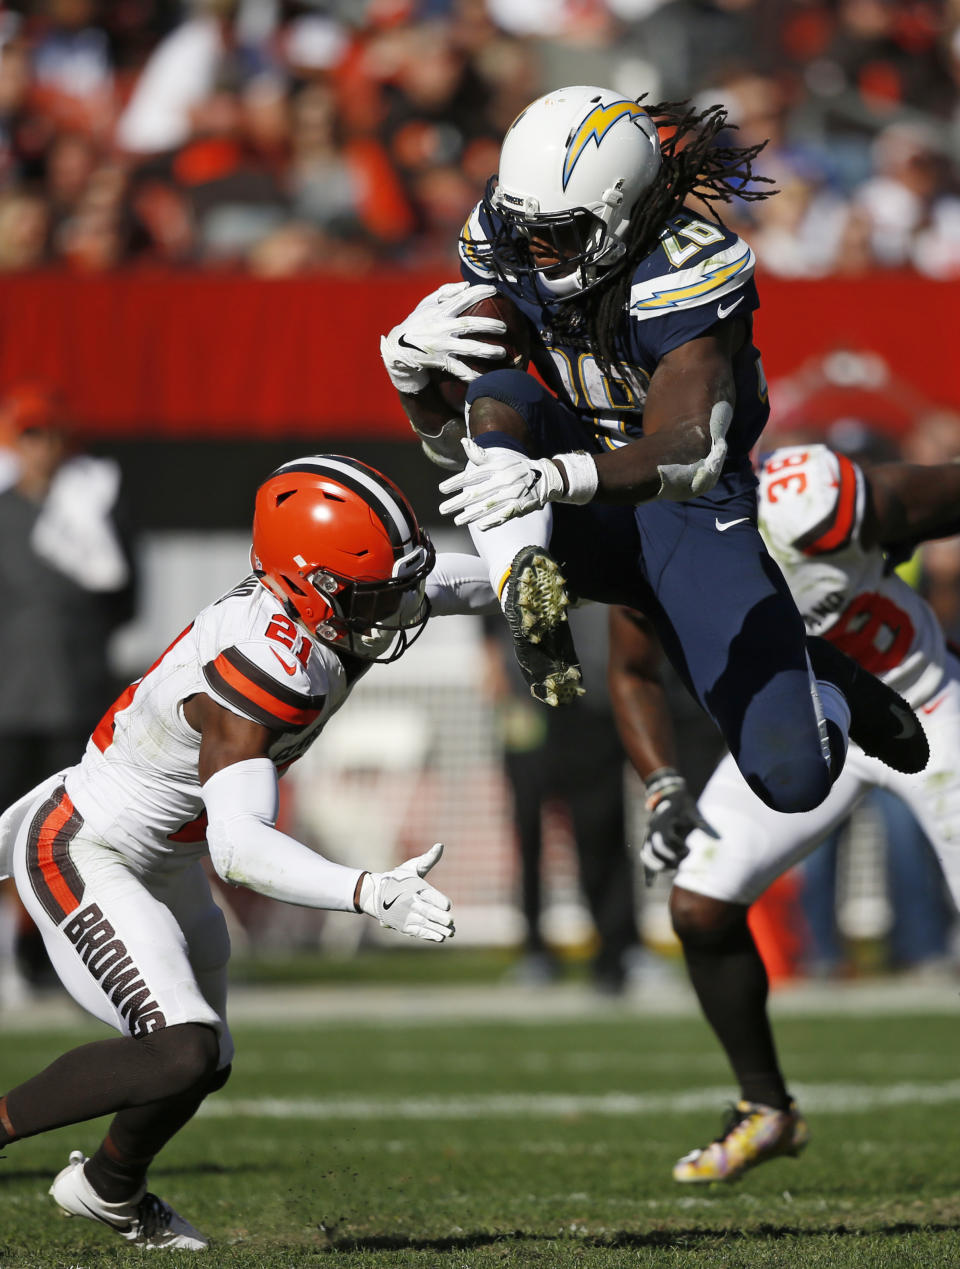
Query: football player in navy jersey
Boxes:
[{"xmin": 381, "ymin": 85, "xmax": 927, "ymax": 816}]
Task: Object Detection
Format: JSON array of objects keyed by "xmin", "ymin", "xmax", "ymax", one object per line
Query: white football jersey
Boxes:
[
  {"xmin": 758, "ymin": 444, "xmax": 947, "ymax": 708},
  {"xmin": 64, "ymin": 575, "xmax": 357, "ymax": 873}
]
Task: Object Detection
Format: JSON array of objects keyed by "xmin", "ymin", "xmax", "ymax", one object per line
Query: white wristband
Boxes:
[{"xmin": 556, "ymin": 450, "xmax": 599, "ymax": 505}]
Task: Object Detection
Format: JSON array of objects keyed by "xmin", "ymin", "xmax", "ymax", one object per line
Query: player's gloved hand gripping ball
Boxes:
[
  {"xmin": 380, "ymin": 282, "xmax": 507, "ymax": 394},
  {"xmin": 356, "ymin": 842, "xmax": 455, "ymax": 942}
]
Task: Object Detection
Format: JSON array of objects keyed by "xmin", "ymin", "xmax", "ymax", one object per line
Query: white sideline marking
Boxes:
[
  {"xmin": 202, "ymin": 1079, "xmax": 960, "ymax": 1121},
  {"xmin": 3, "ymin": 978, "xmax": 959, "ymax": 1032}
]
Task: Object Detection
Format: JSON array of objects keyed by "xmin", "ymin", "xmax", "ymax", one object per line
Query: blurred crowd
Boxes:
[{"xmin": 0, "ymin": 0, "xmax": 958, "ymax": 277}]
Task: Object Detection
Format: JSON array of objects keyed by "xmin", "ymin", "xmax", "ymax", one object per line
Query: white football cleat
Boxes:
[{"xmin": 49, "ymin": 1150, "xmax": 208, "ymax": 1250}]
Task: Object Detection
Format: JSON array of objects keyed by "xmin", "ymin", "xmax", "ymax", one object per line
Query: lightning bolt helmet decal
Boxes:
[
  {"xmin": 477, "ymin": 86, "xmax": 663, "ymax": 298},
  {"xmin": 562, "ymin": 100, "xmax": 650, "ymax": 191}
]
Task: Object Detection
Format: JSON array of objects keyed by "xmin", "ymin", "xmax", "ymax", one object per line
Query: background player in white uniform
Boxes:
[
  {"xmin": 632, "ymin": 444, "xmax": 960, "ymax": 1183},
  {"xmin": 0, "ymin": 454, "xmax": 493, "ymax": 1251}
]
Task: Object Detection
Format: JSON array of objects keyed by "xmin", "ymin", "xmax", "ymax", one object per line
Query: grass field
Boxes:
[{"xmin": 1, "ymin": 971, "xmax": 959, "ymax": 1268}]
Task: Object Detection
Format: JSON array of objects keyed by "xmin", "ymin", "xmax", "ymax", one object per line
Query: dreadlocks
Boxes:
[{"xmin": 575, "ymin": 98, "xmax": 776, "ymax": 381}]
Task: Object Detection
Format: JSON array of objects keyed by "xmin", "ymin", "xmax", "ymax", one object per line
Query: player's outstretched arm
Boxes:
[
  {"xmin": 607, "ymin": 607, "xmax": 717, "ymax": 880},
  {"xmin": 863, "ymin": 460, "xmax": 960, "ymax": 550},
  {"xmin": 354, "ymin": 844, "xmax": 455, "ymax": 943},
  {"xmin": 189, "ymin": 694, "xmax": 454, "ymax": 940},
  {"xmin": 425, "ymin": 552, "xmax": 499, "ymax": 616}
]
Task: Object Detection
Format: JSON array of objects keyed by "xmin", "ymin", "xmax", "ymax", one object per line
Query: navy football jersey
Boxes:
[{"xmin": 459, "ymin": 201, "xmax": 770, "ymax": 464}]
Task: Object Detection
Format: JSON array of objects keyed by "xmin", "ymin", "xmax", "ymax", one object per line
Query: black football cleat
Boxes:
[
  {"xmin": 807, "ymin": 636, "xmax": 929, "ymax": 774},
  {"xmin": 503, "ymin": 546, "xmax": 584, "ymax": 707}
]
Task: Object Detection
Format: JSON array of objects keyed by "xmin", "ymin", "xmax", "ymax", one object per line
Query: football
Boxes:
[
  {"xmin": 402, "ymin": 291, "xmax": 533, "ymax": 468},
  {"xmin": 432, "ymin": 292, "xmax": 532, "ymax": 412}
]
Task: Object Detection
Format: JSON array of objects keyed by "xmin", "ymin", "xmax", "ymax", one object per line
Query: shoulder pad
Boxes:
[
  {"xmin": 203, "ymin": 640, "xmax": 326, "ymax": 732},
  {"xmin": 759, "ymin": 445, "xmax": 865, "ymax": 557},
  {"xmin": 628, "ymin": 219, "xmax": 755, "ymax": 322},
  {"xmin": 458, "ymin": 202, "xmax": 498, "ymax": 280}
]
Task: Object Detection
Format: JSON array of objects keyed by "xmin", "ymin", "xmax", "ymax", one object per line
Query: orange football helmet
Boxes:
[{"xmin": 251, "ymin": 455, "xmax": 435, "ymax": 662}]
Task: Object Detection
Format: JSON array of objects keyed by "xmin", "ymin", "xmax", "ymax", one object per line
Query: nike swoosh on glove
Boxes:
[
  {"xmin": 638, "ymin": 768, "xmax": 719, "ymax": 885},
  {"xmin": 360, "ymin": 843, "xmax": 455, "ymax": 942},
  {"xmin": 438, "ymin": 440, "xmax": 563, "ymax": 528},
  {"xmin": 380, "ymin": 282, "xmax": 507, "ymax": 394},
  {"xmin": 439, "ymin": 439, "xmax": 598, "ymax": 529}
]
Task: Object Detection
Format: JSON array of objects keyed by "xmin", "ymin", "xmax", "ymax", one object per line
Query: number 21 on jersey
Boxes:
[{"xmin": 265, "ymin": 614, "xmax": 311, "ymax": 669}]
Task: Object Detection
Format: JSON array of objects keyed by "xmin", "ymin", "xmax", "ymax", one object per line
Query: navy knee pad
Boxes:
[
  {"xmin": 465, "ymin": 369, "xmax": 550, "ymax": 455},
  {"xmin": 746, "ymin": 755, "xmax": 832, "ymax": 815},
  {"xmin": 465, "ymin": 367, "xmax": 546, "ymax": 417},
  {"xmin": 465, "ymin": 368, "xmax": 598, "ymax": 462}
]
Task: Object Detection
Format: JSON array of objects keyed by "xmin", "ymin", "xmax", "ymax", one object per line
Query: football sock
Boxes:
[
  {"xmin": 468, "ymin": 508, "xmax": 553, "ymax": 607},
  {"xmin": 85, "ymin": 1060, "xmax": 231, "ymax": 1201},
  {"xmin": 681, "ymin": 912, "xmax": 792, "ymax": 1112},
  {"xmin": 0, "ymin": 1022, "xmax": 219, "ymax": 1147},
  {"xmin": 85, "ymin": 1091, "xmax": 208, "ymax": 1200},
  {"xmin": 84, "ymin": 1130, "xmax": 158, "ymax": 1202}
]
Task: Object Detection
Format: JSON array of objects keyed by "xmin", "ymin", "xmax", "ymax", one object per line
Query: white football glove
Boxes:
[
  {"xmin": 438, "ymin": 438, "xmax": 598, "ymax": 529},
  {"xmin": 380, "ymin": 281, "xmax": 507, "ymax": 394},
  {"xmin": 359, "ymin": 842, "xmax": 455, "ymax": 943},
  {"xmin": 638, "ymin": 768, "xmax": 718, "ymax": 885},
  {"xmin": 656, "ymin": 401, "xmax": 733, "ymax": 501}
]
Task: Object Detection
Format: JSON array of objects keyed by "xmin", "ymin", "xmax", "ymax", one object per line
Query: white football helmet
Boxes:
[{"xmin": 483, "ymin": 86, "xmax": 662, "ymax": 298}]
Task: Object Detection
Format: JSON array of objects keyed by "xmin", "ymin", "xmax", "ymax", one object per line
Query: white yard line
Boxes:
[
  {"xmin": 201, "ymin": 1079, "xmax": 960, "ymax": 1121},
  {"xmin": 232, "ymin": 978, "xmax": 960, "ymax": 1025},
  {"xmin": 2, "ymin": 975, "xmax": 957, "ymax": 1031},
  {"xmin": 221, "ymin": 978, "xmax": 960, "ymax": 1025}
]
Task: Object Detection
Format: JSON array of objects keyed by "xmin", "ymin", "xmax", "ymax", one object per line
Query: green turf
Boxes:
[
  {"xmin": 1, "ymin": 1009, "xmax": 959, "ymax": 1267},
  {"xmin": 230, "ymin": 946, "xmax": 551, "ymax": 987}
]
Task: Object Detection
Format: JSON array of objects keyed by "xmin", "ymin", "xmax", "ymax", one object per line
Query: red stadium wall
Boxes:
[{"xmin": 0, "ymin": 272, "xmax": 955, "ymax": 438}]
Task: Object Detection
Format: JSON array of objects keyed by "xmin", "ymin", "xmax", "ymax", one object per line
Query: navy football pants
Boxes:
[{"xmin": 467, "ymin": 369, "xmax": 832, "ymax": 814}]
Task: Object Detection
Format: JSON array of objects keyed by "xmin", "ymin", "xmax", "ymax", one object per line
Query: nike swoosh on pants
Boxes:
[{"xmin": 715, "ymin": 517, "xmax": 749, "ymax": 532}]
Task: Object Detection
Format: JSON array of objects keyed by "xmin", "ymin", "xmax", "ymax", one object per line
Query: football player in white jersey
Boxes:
[
  {"xmin": 381, "ymin": 85, "xmax": 928, "ymax": 828},
  {"xmin": 617, "ymin": 443, "xmax": 960, "ymax": 1184},
  {"xmin": 0, "ymin": 454, "xmax": 494, "ymax": 1250}
]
